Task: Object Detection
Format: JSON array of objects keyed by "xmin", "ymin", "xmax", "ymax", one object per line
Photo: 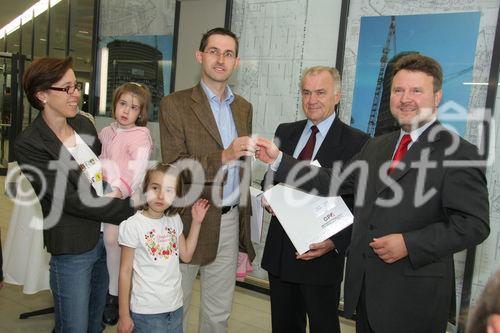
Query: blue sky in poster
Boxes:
[
  {"xmin": 99, "ymin": 35, "xmax": 174, "ymax": 94},
  {"xmin": 351, "ymin": 12, "xmax": 481, "ymax": 136}
]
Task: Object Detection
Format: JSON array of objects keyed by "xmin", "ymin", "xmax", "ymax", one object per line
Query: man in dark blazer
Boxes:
[
  {"xmin": 256, "ymin": 54, "xmax": 490, "ymax": 333},
  {"xmin": 159, "ymin": 28, "xmax": 255, "ymax": 333},
  {"xmin": 261, "ymin": 66, "xmax": 369, "ymax": 333}
]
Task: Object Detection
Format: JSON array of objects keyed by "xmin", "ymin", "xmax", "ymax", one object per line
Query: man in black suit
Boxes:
[
  {"xmin": 261, "ymin": 66, "xmax": 369, "ymax": 333},
  {"xmin": 256, "ymin": 54, "xmax": 490, "ymax": 333}
]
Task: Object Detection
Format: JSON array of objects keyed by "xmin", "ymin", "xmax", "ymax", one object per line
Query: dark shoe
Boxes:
[{"xmin": 102, "ymin": 293, "xmax": 119, "ymax": 326}]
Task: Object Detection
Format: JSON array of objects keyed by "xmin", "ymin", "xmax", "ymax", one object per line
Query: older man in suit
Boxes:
[
  {"xmin": 261, "ymin": 66, "xmax": 368, "ymax": 333},
  {"xmin": 255, "ymin": 54, "xmax": 490, "ymax": 333},
  {"xmin": 159, "ymin": 27, "xmax": 255, "ymax": 333}
]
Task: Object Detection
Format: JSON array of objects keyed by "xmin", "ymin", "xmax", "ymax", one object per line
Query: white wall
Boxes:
[{"xmin": 174, "ymin": 0, "xmax": 227, "ymax": 91}]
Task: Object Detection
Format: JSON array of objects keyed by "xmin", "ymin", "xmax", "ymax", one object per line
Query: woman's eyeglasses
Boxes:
[{"xmin": 48, "ymin": 82, "xmax": 83, "ymax": 94}]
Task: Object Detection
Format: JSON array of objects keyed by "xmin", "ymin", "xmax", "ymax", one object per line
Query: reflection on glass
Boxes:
[
  {"xmin": 69, "ymin": 0, "xmax": 94, "ymax": 112},
  {"xmin": 97, "ymin": 0, "xmax": 176, "ymax": 121},
  {"xmin": 34, "ymin": 7, "xmax": 49, "ymax": 57},
  {"xmin": 49, "ymin": 0, "xmax": 68, "ymax": 58},
  {"xmin": 21, "ymin": 19, "xmax": 33, "ymax": 57},
  {"xmin": 0, "ymin": 37, "xmax": 5, "ymax": 52},
  {"xmin": 6, "ymin": 27, "xmax": 21, "ymax": 54}
]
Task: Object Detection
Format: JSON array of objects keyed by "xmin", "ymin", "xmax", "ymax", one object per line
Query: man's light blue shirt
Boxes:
[{"xmin": 200, "ymin": 80, "xmax": 240, "ymax": 206}]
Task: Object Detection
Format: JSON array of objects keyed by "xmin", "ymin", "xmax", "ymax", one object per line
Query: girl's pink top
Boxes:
[{"xmin": 99, "ymin": 122, "xmax": 153, "ymax": 197}]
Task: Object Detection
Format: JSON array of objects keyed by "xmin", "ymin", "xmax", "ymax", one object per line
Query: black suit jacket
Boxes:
[
  {"xmin": 14, "ymin": 113, "xmax": 134, "ymax": 255},
  {"xmin": 274, "ymin": 122, "xmax": 490, "ymax": 332},
  {"xmin": 261, "ymin": 116, "xmax": 369, "ymax": 285}
]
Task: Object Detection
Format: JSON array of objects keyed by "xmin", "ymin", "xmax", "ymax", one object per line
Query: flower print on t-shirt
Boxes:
[{"xmin": 144, "ymin": 226, "xmax": 178, "ymax": 261}]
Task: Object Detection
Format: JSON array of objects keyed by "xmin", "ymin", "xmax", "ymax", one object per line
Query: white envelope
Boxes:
[{"xmin": 263, "ymin": 183, "xmax": 353, "ymax": 254}]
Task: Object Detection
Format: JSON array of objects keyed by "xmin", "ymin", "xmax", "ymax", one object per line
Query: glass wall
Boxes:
[
  {"xmin": 5, "ymin": 26, "xmax": 20, "ymax": 54},
  {"xmin": 21, "ymin": 17, "xmax": 33, "ymax": 57},
  {"xmin": 49, "ymin": 0, "xmax": 69, "ymax": 58},
  {"xmin": 69, "ymin": 0, "xmax": 95, "ymax": 113},
  {"xmin": 0, "ymin": 0, "xmax": 96, "ymax": 111},
  {"xmin": 33, "ymin": 7, "xmax": 49, "ymax": 58}
]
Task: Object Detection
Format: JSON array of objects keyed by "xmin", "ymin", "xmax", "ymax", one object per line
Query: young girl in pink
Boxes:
[{"xmin": 99, "ymin": 82, "xmax": 153, "ymax": 324}]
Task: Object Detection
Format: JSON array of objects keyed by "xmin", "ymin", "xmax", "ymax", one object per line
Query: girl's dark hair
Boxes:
[
  {"xmin": 23, "ymin": 57, "xmax": 73, "ymax": 111},
  {"xmin": 142, "ymin": 162, "xmax": 183, "ymax": 216}
]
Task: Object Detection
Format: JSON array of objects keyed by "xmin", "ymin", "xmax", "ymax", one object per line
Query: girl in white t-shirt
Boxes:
[{"xmin": 117, "ymin": 163, "xmax": 209, "ymax": 333}]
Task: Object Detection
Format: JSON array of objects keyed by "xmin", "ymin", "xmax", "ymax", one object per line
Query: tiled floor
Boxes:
[{"xmin": 0, "ymin": 176, "xmax": 356, "ymax": 332}]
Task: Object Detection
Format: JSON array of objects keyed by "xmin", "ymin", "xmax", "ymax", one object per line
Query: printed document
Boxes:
[{"xmin": 263, "ymin": 183, "xmax": 353, "ymax": 254}]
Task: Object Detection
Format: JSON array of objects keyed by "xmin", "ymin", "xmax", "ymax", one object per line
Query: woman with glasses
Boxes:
[{"xmin": 14, "ymin": 57, "xmax": 135, "ymax": 333}]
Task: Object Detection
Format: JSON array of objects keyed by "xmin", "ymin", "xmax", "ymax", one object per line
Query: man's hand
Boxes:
[
  {"xmin": 222, "ymin": 136, "xmax": 256, "ymax": 164},
  {"xmin": 296, "ymin": 239, "xmax": 335, "ymax": 260},
  {"xmin": 369, "ymin": 234, "xmax": 408, "ymax": 264},
  {"xmin": 261, "ymin": 195, "xmax": 274, "ymax": 215},
  {"xmin": 255, "ymin": 137, "xmax": 280, "ymax": 164}
]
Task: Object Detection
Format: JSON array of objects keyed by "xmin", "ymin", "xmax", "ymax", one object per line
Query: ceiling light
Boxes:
[{"xmin": 0, "ymin": 0, "xmax": 53, "ymax": 37}]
